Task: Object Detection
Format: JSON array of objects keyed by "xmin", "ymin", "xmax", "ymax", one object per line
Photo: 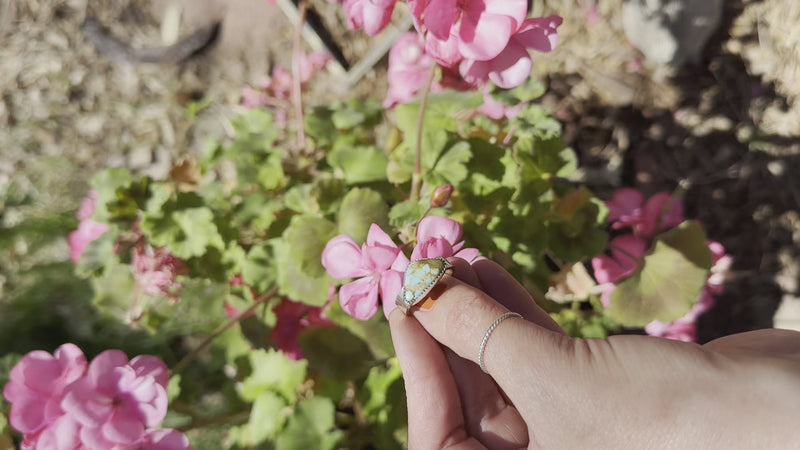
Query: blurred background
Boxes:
[{"xmin": 1, "ymin": 0, "xmax": 799, "ymax": 358}]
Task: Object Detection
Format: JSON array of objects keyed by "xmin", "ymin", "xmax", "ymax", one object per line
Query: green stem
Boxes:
[
  {"xmin": 171, "ymin": 286, "xmax": 279, "ymax": 376},
  {"xmin": 292, "ymin": 0, "xmax": 308, "ymax": 152},
  {"xmin": 409, "ymin": 64, "xmax": 438, "ymax": 202}
]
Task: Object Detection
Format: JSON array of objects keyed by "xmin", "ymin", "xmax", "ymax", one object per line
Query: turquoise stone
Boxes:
[{"xmin": 396, "ymin": 257, "xmax": 452, "ymax": 309}]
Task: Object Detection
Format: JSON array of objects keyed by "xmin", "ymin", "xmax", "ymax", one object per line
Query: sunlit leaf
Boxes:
[{"xmin": 608, "ymin": 221, "xmax": 712, "ymax": 326}]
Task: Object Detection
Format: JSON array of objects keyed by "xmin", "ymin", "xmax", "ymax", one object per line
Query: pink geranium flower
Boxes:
[
  {"xmin": 606, "ymin": 188, "xmax": 684, "ymax": 237},
  {"xmin": 3, "ymin": 344, "xmax": 87, "ymax": 438},
  {"xmin": 419, "ymin": 0, "xmax": 527, "ymax": 65},
  {"xmin": 409, "ymin": 215, "xmax": 479, "ymax": 262},
  {"xmin": 321, "ymin": 224, "xmax": 405, "ymax": 320},
  {"xmin": 591, "ymin": 234, "xmax": 647, "ymax": 307},
  {"xmin": 132, "ymin": 245, "xmax": 185, "ymax": 300},
  {"xmin": 272, "ymin": 297, "xmax": 335, "ymax": 360},
  {"xmin": 460, "ymin": 15, "xmax": 562, "ymax": 89},
  {"xmin": 385, "ymin": 32, "xmax": 436, "ymax": 107},
  {"xmin": 61, "ymin": 351, "xmax": 169, "ymax": 448},
  {"xmin": 69, "ymin": 190, "xmax": 109, "ymax": 263},
  {"xmin": 343, "ymin": 0, "xmax": 397, "ymax": 36}
]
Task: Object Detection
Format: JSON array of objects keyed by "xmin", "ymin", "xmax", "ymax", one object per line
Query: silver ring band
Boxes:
[{"xmin": 478, "ymin": 312, "xmax": 523, "ymax": 374}]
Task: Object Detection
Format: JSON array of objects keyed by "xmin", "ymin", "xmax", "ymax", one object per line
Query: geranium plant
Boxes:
[{"xmin": 0, "ymin": 1, "xmax": 730, "ymax": 448}]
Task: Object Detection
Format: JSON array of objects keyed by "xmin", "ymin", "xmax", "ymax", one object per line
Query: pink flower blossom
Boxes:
[
  {"xmin": 460, "ymin": 15, "xmax": 562, "ymax": 89},
  {"xmin": 322, "ymin": 224, "xmax": 405, "ymax": 320},
  {"xmin": 132, "ymin": 246, "xmax": 185, "ymax": 299},
  {"xmin": 61, "ymin": 351, "xmax": 169, "ymax": 448},
  {"xmin": 385, "ymin": 32, "xmax": 436, "ymax": 107},
  {"xmin": 419, "ymin": 0, "xmax": 528, "ymax": 65},
  {"xmin": 3, "ymin": 344, "xmax": 87, "ymax": 438},
  {"xmin": 606, "ymin": 188, "xmax": 684, "ymax": 237},
  {"xmin": 591, "ymin": 234, "xmax": 647, "ymax": 307},
  {"xmin": 344, "ymin": 0, "xmax": 397, "ymax": 36},
  {"xmin": 272, "ymin": 297, "xmax": 335, "ymax": 360},
  {"xmin": 69, "ymin": 190, "xmax": 109, "ymax": 263},
  {"xmin": 409, "ymin": 215, "xmax": 479, "ymax": 262}
]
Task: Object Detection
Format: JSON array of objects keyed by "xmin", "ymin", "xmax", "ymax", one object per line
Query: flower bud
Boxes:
[{"xmin": 430, "ymin": 184, "xmax": 454, "ymax": 208}]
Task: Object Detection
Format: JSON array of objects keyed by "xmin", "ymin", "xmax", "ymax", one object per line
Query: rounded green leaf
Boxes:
[
  {"xmin": 608, "ymin": 221, "xmax": 712, "ymax": 326},
  {"xmin": 337, "ymin": 188, "xmax": 389, "ymax": 244}
]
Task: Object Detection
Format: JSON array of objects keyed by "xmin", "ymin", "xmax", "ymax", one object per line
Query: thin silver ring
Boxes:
[{"xmin": 478, "ymin": 312, "xmax": 523, "ymax": 374}]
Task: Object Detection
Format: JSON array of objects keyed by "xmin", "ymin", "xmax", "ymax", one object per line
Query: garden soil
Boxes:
[{"xmin": 1, "ymin": 0, "xmax": 798, "ymax": 341}]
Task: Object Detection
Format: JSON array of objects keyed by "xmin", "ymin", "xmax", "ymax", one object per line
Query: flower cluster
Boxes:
[
  {"xmin": 341, "ymin": 0, "xmax": 562, "ymax": 105},
  {"xmin": 68, "ymin": 190, "xmax": 108, "ymax": 263},
  {"xmin": 321, "ymin": 216, "xmax": 478, "ymax": 320},
  {"xmin": 592, "ymin": 188, "xmax": 733, "ymax": 342},
  {"xmin": 3, "ymin": 344, "xmax": 190, "ymax": 449},
  {"xmin": 69, "ymin": 191, "xmax": 185, "ymax": 302},
  {"xmin": 132, "ymin": 245, "xmax": 186, "ymax": 301}
]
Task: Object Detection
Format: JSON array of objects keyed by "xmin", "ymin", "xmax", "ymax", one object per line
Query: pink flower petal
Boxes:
[
  {"xmin": 36, "ymin": 414, "xmax": 82, "ymax": 450},
  {"xmin": 425, "ymin": 31, "xmax": 462, "ymax": 67},
  {"xmin": 322, "ymin": 235, "xmax": 370, "ymax": 279},
  {"xmin": 458, "ymin": 12, "xmax": 516, "ymax": 61},
  {"xmin": 606, "ymin": 188, "xmax": 644, "ymax": 223},
  {"xmin": 482, "ymin": 0, "xmax": 527, "ymax": 25},
  {"xmin": 61, "ymin": 378, "xmax": 112, "ymax": 428},
  {"xmin": 101, "ymin": 408, "xmax": 146, "ymax": 444},
  {"xmin": 68, "ymin": 220, "xmax": 109, "ymax": 263},
  {"xmin": 86, "ymin": 351, "xmax": 128, "ymax": 395},
  {"xmin": 514, "ymin": 15, "xmax": 563, "ymax": 53},
  {"xmin": 423, "ymin": 0, "xmax": 458, "ymax": 39},
  {"xmin": 339, "ymin": 277, "xmax": 380, "ymax": 320},
  {"xmin": 129, "ymin": 356, "xmax": 169, "ymax": 389},
  {"xmin": 454, "ymin": 247, "xmax": 480, "ymax": 262},
  {"xmin": 380, "ymin": 270, "xmax": 404, "ymax": 318},
  {"xmin": 640, "ymin": 192, "xmax": 684, "ymax": 236},
  {"xmin": 485, "ymin": 42, "xmax": 532, "ymax": 89},
  {"xmin": 417, "ymin": 216, "xmax": 462, "ymax": 245},
  {"xmin": 143, "ymin": 428, "xmax": 193, "ymax": 450}
]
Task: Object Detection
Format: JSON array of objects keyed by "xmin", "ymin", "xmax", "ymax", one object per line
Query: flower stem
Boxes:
[
  {"xmin": 292, "ymin": 0, "xmax": 308, "ymax": 152},
  {"xmin": 172, "ymin": 286, "xmax": 279, "ymax": 375},
  {"xmin": 409, "ymin": 64, "xmax": 438, "ymax": 202}
]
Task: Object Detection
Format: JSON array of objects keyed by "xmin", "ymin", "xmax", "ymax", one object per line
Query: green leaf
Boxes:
[
  {"xmin": 388, "ymin": 200, "xmax": 427, "ymax": 229},
  {"xmin": 328, "ymin": 145, "xmax": 388, "ymax": 184},
  {"xmin": 608, "ymin": 221, "xmax": 712, "ymax": 326},
  {"xmin": 74, "ymin": 230, "xmax": 116, "ymax": 277},
  {"xmin": 275, "ymin": 240, "xmax": 333, "ymax": 306},
  {"xmin": 337, "ymin": 188, "xmax": 389, "ymax": 244},
  {"xmin": 356, "ymin": 359, "xmax": 407, "ymax": 449},
  {"xmin": 304, "ymin": 106, "xmax": 337, "ymax": 150},
  {"xmin": 166, "ymin": 375, "xmax": 182, "ymax": 402},
  {"xmin": 284, "ymin": 216, "xmax": 337, "ymax": 278},
  {"xmin": 173, "ymin": 208, "xmax": 225, "ymax": 258},
  {"xmin": 238, "ymin": 243, "xmax": 277, "ymax": 294},
  {"xmin": 257, "ymin": 152, "xmax": 286, "ymax": 190},
  {"xmin": 297, "ymin": 327, "xmax": 375, "ymax": 382},
  {"xmin": 249, "ymin": 391, "xmax": 288, "ymax": 445},
  {"xmin": 240, "ymin": 349, "xmax": 307, "ymax": 402},
  {"xmin": 276, "ymin": 397, "xmax": 343, "ymax": 450},
  {"xmin": 427, "ymin": 140, "xmax": 472, "ymax": 186},
  {"xmin": 395, "ymin": 90, "xmax": 483, "ymax": 143}
]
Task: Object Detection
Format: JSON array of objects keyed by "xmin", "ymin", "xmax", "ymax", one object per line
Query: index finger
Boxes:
[{"xmin": 410, "ymin": 274, "xmax": 571, "ymax": 396}]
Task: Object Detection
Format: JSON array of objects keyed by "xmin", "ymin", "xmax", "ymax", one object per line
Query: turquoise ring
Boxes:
[{"xmin": 396, "ymin": 257, "xmax": 454, "ymax": 315}]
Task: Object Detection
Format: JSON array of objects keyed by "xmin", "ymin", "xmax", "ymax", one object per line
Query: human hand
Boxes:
[{"xmin": 388, "ymin": 258, "xmax": 800, "ymax": 449}]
